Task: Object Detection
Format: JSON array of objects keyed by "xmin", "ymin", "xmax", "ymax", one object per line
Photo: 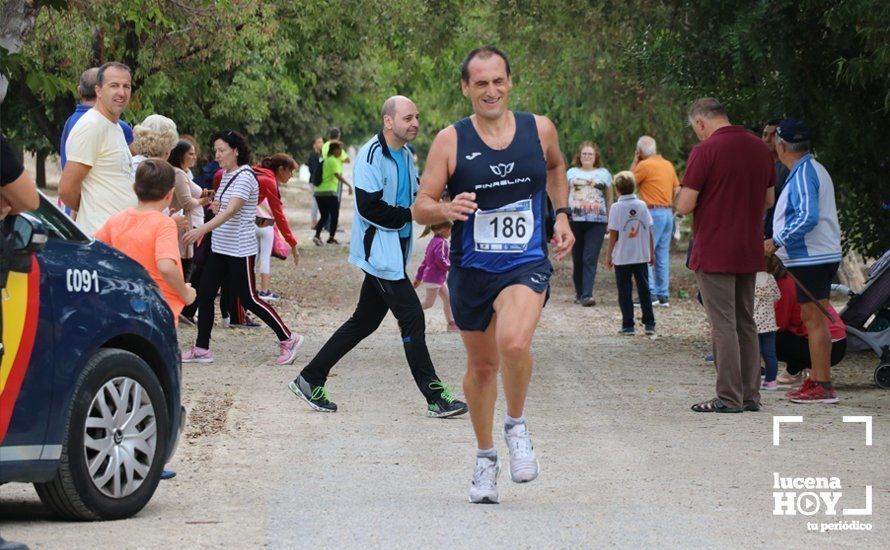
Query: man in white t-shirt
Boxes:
[
  {"xmin": 607, "ymin": 171, "xmax": 656, "ymax": 335},
  {"xmin": 59, "ymin": 62, "xmax": 135, "ymax": 235}
]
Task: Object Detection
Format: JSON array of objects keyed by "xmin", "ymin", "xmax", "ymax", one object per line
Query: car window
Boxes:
[{"xmin": 28, "ymin": 194, "xmax": 89, "ymax": 243}]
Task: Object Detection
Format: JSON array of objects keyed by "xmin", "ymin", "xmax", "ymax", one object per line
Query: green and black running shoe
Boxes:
[
  {"xmin": 427, "ymin": 381, "xmax": 468, "ymax": 418},
  {"xmin": 288, "ymin": 375, "xmax": 337, "ymax": 412}
]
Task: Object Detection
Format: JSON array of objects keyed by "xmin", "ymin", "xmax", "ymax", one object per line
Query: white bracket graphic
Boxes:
[
  {"xmin": 773, "ymin": 416, "xmax": 803, "ymax": 446},
  {"xmin": 842, "ymin": 416, "xmax": 873, "ymax": 446},
  {"xmin": 843, "ymin": 485, "xmax": 873, "ymax": 516}
]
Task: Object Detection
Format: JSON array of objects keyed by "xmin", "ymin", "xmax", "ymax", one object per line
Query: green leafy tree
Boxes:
[{"xmin": 622, "ymin": 0, "xmax": 890, "ymax": 257}]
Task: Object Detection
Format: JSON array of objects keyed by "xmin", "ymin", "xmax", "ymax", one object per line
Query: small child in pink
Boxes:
[{"xmin": 414, "ymin": 221, "xmax": 457, "ymax": 331}]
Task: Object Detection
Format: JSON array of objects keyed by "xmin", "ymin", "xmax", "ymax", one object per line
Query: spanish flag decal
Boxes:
[{"xmin": 0, "ymin": 257, "xmax": 40, "ymax": 443}]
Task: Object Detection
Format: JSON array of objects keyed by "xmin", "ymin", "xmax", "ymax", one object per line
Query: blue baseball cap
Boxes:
[{"xmin": 776, "ymin": 119, "xmax": 811, "ymax": 143}]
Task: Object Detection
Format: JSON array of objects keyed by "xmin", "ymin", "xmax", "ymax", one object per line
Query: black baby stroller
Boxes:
[{"xmin": 833, "ymin": 248, "xmax": 890, "ymax": 388}]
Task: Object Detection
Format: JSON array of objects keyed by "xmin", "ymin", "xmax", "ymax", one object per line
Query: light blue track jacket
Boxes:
[
  {"xmin": 348, "ymin": 131, "xmax": 418, "ymax": 280},
  {"xmin": 772, "ymin": 154, "xmax": 842, "ymax": 267}
]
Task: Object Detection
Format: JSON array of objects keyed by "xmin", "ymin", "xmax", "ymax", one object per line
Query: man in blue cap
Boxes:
[{"xmin": 765, "ymin": 119, "xmax": 843, "ymax": 404}]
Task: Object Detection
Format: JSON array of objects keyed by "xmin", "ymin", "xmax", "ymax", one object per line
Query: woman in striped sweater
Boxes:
[{"xmin": 181, "ymin": 130, "xmax": 303, "ymax": 366}]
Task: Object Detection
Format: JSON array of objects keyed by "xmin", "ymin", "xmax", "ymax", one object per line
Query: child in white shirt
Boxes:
[{"xmin": 607, "ymin": 171, "xmax": 655, "ymax": 335}]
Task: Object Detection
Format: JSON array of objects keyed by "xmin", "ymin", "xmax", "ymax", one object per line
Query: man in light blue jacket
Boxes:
[
  {"xmin": 289, "ymin": 96, "xmax": 467, "ymax": 418},
  {"xmin": 765, "ymin": 119, "xmax": 842, "ymax": 404}
]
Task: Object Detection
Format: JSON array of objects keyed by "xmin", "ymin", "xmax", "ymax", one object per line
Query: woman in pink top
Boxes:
[{"xmin": 414, "ymin": 222, "xmax": 457, "ymax": 331}]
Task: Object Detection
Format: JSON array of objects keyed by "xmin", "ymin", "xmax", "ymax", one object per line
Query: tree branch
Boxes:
[{"xmin": 18, "ymin": 81, "xmax": 63, "ymax": 152}]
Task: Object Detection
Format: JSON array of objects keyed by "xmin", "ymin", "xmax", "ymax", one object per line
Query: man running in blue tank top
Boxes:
[{"xmin": 414, "ymin": 47, "xmax": 574, "ymax": 504}]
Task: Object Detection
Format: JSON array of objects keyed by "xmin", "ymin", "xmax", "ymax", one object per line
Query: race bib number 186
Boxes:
[{"xmin": 473, "ymin": 198, "xmax": 534, "ymax": 253}]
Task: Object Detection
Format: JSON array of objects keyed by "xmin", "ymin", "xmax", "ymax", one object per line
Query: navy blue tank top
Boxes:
[{"xmin": 447, "ymin": 111, "xmax": 548, "ymax": 273}]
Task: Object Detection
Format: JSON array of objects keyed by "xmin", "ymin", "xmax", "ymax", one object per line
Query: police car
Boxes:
[{"xmin": 0, "ymin": 193, "xmax": 184, "ymax": 520}]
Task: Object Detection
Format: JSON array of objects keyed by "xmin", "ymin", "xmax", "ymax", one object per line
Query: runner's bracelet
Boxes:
[{"xmin": 554, "ymin": 207, "xmax": 571, "ymax": 218}]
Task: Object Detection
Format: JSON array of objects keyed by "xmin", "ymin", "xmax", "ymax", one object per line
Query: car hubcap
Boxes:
[{"xmin": 83, "ymin": 377, "xmax": 157, "ymax": 498}]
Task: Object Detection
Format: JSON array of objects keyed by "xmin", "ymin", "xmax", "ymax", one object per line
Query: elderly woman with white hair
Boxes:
[
  {"xmin": 132, "ymin": 114, "xmax": 188, "ymax": 232},
  {"xmin": 132, "ymin": 114, "xmax": 179, "ymax": 169}
]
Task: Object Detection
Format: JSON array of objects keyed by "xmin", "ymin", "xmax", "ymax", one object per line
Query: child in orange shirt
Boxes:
[{"xmin": 94, "ymin": 158, "xmax": 196, "ymax": 325}]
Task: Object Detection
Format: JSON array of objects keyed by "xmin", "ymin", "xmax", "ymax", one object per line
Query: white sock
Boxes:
[
  {"xmin": 505, "ymin": 414, "xmax": 525, "ymax": 427},
  {"xmin": 476, "ymin": 447, "xmax": 497, "ymax": 459}
]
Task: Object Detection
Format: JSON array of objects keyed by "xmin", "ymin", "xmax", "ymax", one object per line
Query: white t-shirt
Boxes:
[
  {"xmin": 567, "ymin": 167, "xmax": 612, "ymax": 223},
  {"xmin": 65, "ymin": 108, "xmax": 135, "ymax": 235},
  {"xmin": 607, "ymin": 194, "xmax": 653, "ymax": 266},
  {"xmin": 211, "ymin": 166, "xmax": 259, "ymax": 257}
]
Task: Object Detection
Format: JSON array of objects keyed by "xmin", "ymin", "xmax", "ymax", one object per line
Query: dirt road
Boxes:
[{"xmin": 2, "ymin": 186, "xmax": 886, "ymax": 548}]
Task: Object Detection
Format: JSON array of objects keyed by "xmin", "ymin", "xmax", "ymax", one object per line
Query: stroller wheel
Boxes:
[{"xmin": 875, "ymin": 363, "xmax": 890, "ymax": 389}]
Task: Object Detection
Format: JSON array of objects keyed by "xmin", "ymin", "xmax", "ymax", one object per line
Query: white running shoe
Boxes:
[
  {"xmin": 504, "ymin": 422, "xmax": 539, "ymax": 483},
  {"xmin": 468, "ymin": 456, "xmax": 500, "ymax": 504}
]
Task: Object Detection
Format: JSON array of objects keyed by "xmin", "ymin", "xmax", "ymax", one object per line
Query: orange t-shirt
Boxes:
[
  {"xmin": 633, "ymin": 154, "xmax": 679, "ymax": 208},
  {"xmin": 94, "ymin": 209, "xmax": 184, "ymax": 324}
]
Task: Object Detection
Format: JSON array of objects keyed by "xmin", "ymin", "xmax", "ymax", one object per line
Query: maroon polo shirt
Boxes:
[{"xmin": 682, "ymin": 125, "xmax": 775, "ymax": 273}]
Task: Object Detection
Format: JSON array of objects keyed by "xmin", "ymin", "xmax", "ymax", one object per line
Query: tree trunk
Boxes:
[
  {"xmin": 35, "ymin": 149, "xmax": 47, "ymax": 188},
  {"xmin": 11, "ymin": 142, "xmax": 24, "ymax": 165},
  {"xmin": 837, "ymin": 250, "xmax": 867, "ymax": 291},
  {"xmin": 20, "ymin": 83, "xmax": 63, "ymax": 153},
  {"xmin": 91, "ymin": 24, "xmax": 105, "ymax": 65},
  {"xmin": 0, "ymin": 0, "xmax": 44, "ymax": 103}
]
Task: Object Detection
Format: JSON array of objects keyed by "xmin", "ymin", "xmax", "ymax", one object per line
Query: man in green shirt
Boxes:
[
  {"xmin": 318, "ymin": 127, "xmax": 351, "ymax": 236},
  {"xmin": 313, "ymin": 141, "xmax": 352, "ymax": 245}
]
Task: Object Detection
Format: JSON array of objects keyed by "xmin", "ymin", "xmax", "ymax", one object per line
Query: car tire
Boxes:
[{"xmin": 34, "ymin": 348, "xmax": 169, "ymax": 520}]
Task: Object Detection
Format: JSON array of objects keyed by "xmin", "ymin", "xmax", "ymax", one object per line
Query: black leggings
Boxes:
[
  {"xmin": 570, "ymin": 221, "xmax": 606, "ymax": 300},
  {"xmin": 300, "ymin": 272, "xmax": 442, "ymax": 403},
  {"xmin": 181, "ymin": 236, "xmax": 211, "ymax": 319},
  {"xmin": 315, "ymin": 195, "xmax": 339, "ymax": 239},
  {"xmin": 195, "ymin": 252, "xmax": 291, "ymax": 349},
  {"xmin": 776, "ymin": 331, "xmax": 846, "ymax": 375}
]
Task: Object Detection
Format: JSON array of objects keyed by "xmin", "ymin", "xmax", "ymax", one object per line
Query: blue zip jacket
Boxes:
[
  {"xmin": 348, "ymin": 131, "xmax": 418, "ymax": 280},
  {"xmin": 772, "ymin": 154, "xmax": 842, "ymax": 267}
]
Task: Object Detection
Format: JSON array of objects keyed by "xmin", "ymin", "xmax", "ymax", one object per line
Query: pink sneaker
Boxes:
[
  {"xmin": 761, "ymin": 380, "xmax": 778, "ymax": 391},
  {"xmin": 276, "ymin": 333, "xmax": 305, "ymax": 365},
  {"xmin": 182, "ymin": 346, "xmax": 213, "ymax": 363}
]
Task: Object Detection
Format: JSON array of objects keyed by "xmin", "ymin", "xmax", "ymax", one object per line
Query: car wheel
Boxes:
[{"xmin": 34, "ymin": 348, "xmax": 169, "ymax": 520}]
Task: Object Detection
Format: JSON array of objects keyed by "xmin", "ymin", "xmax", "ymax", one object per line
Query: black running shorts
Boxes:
[
  {"xmin": 787, "ymin": 262, "xmax": 839, "ymax": 303},
  {"xmin": 447, "ymin": 258, "xmax": 552, "ymax": 331}
]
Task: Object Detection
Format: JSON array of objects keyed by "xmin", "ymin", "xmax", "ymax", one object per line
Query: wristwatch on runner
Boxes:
[{"xmin": 554, "ymin": 207, "xmax": 571, "ymax": 219}]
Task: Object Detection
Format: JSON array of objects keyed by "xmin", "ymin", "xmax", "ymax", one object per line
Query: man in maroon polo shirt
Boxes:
[{"xmin": 676, "ymin": 97, "xmax": 776, "ymax": 413}]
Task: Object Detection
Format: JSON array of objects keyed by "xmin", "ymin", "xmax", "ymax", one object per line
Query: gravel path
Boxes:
[{"xmin": 2, "ymin": 185, "xmax": 886, "ymax": 548}]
